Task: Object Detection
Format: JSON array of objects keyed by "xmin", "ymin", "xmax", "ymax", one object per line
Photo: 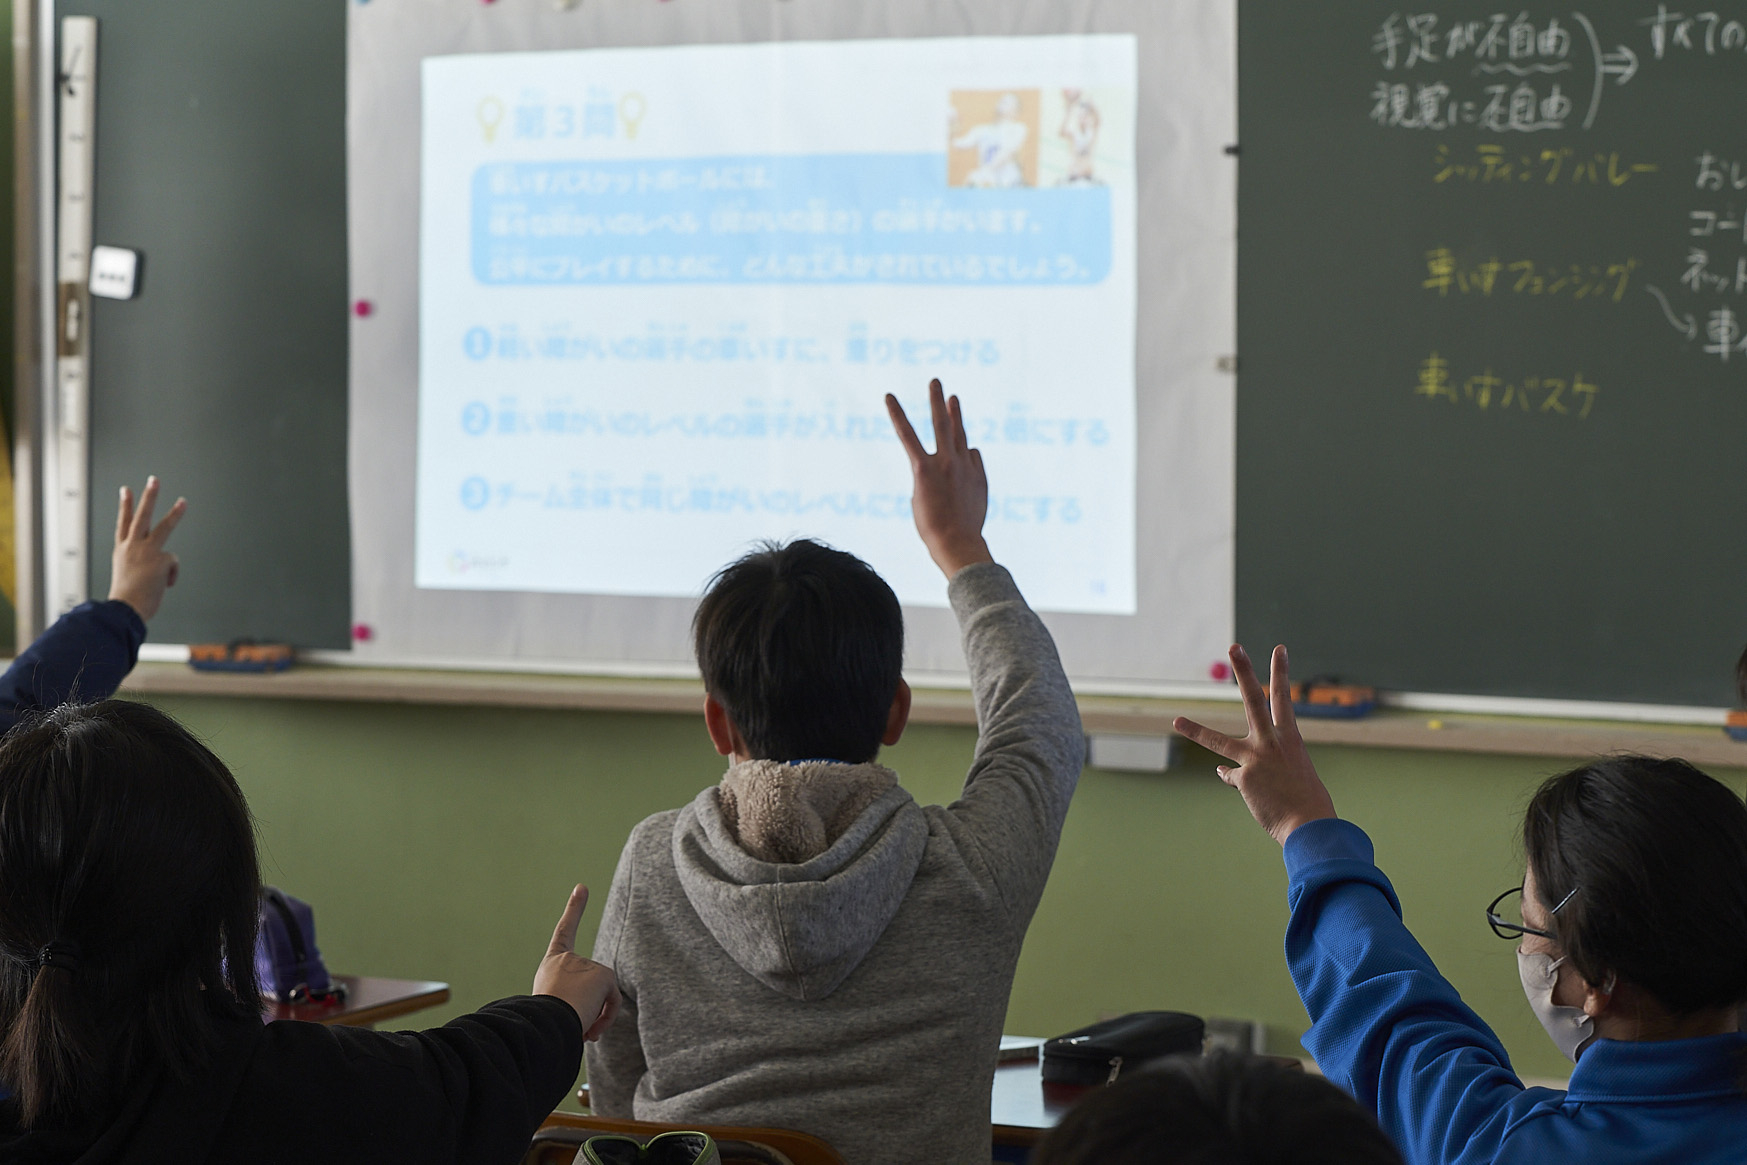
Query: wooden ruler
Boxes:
[{"xmin": 50, "ymin": 16, "xmax": 96, "ymax": 616}]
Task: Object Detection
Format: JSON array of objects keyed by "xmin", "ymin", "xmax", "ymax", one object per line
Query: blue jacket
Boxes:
[
  {"xmin": 0, "ymin": 600, "xmax": 145, "ymax": 733},
  {"xmin": 1285, "ymin": 817, "xmax": 1747, "ymax": 1165}
]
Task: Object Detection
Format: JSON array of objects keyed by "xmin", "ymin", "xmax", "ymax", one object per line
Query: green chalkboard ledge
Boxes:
[{"xmin": 88, "ymin": 661, "xmax": 1747, "ymax": 770}]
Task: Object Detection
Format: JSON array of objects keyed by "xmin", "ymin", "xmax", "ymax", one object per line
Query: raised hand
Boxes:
[
  {"xmin": 885, "ymin": 378, "xmax": 994, "ymax": 578},
  {"xmin": 1173, "ymin": 645, "xmax": 1337, "ymax": 846},
  {"xmin": 109, "ymin": 477, "xmax": 186, "ymax": 621},
  {"xmin": 532, "ymin": 885, "xmax": 621, "ymax": 1040}
]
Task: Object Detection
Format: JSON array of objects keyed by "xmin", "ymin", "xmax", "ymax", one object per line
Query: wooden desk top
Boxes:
[{"xmin": 262, "ymin": 974, "xmax": 449, "ymax": 1027}]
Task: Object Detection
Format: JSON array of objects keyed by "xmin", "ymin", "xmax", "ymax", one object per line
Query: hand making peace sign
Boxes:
[
  {"xmin": 109, "ymin": 476, "xmax": 187, "ymax": 621},
  {"xmin": 1173, "ymin": 644, "xmax": 1339, "ymax": 847},
  {"xmin": 885, "ymin": 378, "xmax": 995, "ymax": 579}
]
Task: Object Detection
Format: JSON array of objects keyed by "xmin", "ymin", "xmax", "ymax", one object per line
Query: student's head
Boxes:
[
  {"xmin": 1520, "ymin": 755, "xmax": 1747, "ymax": 1017},
  {"xmin": 693, "ymin": 539, "xmax": 905, "ymax": 764},
  {"xmin": 1030, "ymin": 1052, "xmax": 1404, "ymax": 1165},
  {"xmin": 0, "ymin": 700, "xmax": 262, "ymax": 1128}
]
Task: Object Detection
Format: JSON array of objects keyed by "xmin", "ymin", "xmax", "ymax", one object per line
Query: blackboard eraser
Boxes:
[
  {"xmin": 189, "ymin": 642, "xmax": 295, "ymax": 673},
  {"xmin": 1291, "ymin": 681, "xmax": 1375, "ymax": 720},
  {"xmin": 1726, "ymin": 710, "xmax": 1747, "ymax": 742}
]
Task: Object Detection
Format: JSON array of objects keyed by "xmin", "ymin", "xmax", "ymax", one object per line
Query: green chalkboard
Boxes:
[
  {"xmin": 64, "ymin": 0, "xmax": 350, "ymax": 647},
  {"xmin": 1238, "ymin": 2, "xmax": 1747, "ymax": 705}
]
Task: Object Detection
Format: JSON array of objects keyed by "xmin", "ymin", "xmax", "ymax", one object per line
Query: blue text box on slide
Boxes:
[{"xmin": 471, "ymin": 153, "xmax": 1112, "ymax": 286}]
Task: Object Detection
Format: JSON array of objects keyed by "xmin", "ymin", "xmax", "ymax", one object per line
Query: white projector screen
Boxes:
[{"xmin": 348, "ymin": 2, "xmax": 1235, "ymax": 689}]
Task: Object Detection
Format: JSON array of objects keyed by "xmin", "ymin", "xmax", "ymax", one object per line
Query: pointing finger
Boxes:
[
  {"xmin": 547, "ymin": 884, "xmax": 588, "ymax": 959},
  {"xmin": 115, "ymin": 485, "xmax": 133, "ymax": 546},
  {"xmin": 884, "ymin": 394, "xmax": 926, "ymax": 465}
]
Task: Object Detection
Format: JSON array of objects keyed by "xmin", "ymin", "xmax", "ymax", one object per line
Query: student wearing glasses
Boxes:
[{"xmin": 1175, "ymin": 644, "xmax": 1747, "ymax": 1165}]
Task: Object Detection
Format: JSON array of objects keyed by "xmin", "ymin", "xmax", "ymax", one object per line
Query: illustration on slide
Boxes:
[
  {"xmin": 948, "ymin": 90, "xmax": 1039, "ymax": 188},
  {"xmin": 1056, "ymin": 89, "xmax": 1103, "ymax": 185}
]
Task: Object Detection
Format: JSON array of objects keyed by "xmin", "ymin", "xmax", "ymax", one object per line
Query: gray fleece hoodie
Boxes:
[{"xmin": 585, "ymin": 563, "xmax": 1084, "ymax": 1165}]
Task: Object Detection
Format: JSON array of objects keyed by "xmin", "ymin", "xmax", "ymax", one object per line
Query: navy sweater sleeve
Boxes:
[
  {"xmin": 1284, "ymin": 818, "xmax": 1545, "ymax": 1165},
  {"xmin": 223, "ymin": 994, "xmax": 585, "ymax": 1165},
  {"xmin": 0, "ymin": 600, "xmax": 146, "ymax": 731}
]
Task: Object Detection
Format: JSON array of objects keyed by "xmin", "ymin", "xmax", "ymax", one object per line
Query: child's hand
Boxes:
[
  {"xmin": 1173, "ymin": 644, "xmax": 1337, "ymax": 846},
  {"xmin": 533, "ymin": 885, "xmax": 621, "ymax": 1040},
  {"xmin": 886, "ymin": 379, "xmax": 994, "ymax": 579},
  {"xmin": 109, "ymin": 477, "xmax": 186, "ymax": 621}
]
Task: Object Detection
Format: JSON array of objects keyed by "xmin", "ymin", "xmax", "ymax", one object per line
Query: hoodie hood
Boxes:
[
  {"xmin": 673, "ymin": 764, "xmax": 929, "ymax": 1001},
  {"xmin": 718, "ymin": 759, "xmax": 899, "ymax": 864}
]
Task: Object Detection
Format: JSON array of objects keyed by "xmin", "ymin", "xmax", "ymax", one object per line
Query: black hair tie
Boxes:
[{"xmin": 35, "ymin": 940, "xmax": 82, "ymax": 976}]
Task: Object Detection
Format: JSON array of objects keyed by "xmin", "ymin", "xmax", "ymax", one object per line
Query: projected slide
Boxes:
[{"xmin": 418, "ymin": 36, "xmax": 1137, "ymax": 612}]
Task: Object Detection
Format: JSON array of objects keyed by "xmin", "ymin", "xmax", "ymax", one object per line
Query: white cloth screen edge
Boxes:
[{"xmin": 346, "ymin": 0, "xmax": 1236, "ymax": 686}]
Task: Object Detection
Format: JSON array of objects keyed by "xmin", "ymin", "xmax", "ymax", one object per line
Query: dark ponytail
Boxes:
[
  {"xmin": 0, "ymin": 701, "xmax": 262, "ymax": 1128},
  {"xmin": 1736, "ymin": 644, "xmax": 1747, "ymax": 706},
  {"xmin": 1524, "ymin": 755, "xmax": 1747, "ymax": 1016},
  {"xmin": 0, "ymin": 957, "xmax": 99, "ymax": 1125}
]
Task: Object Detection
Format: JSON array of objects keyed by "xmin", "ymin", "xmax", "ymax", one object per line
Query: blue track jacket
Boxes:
[
  {"xmin": 1285, "ymin": 817, "xmax": 1747, "ymax": 1165},
  {"xmin": 0, "ymin": 599, "xmax": 145, "ymax": 733}
]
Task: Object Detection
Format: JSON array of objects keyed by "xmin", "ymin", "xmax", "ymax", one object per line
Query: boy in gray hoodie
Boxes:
[{"xmin": 586, "ymin": 379, "xmax": 1085, "ymax": 1165}]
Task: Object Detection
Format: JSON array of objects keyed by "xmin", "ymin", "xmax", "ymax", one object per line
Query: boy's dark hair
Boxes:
[
  {"xmin": 1031, "ymin": 1052, "xmax": 1403, "ymax": 1165},
  {"xmin": 693, "ymin": 539, "xmax": 904, "ymax": 763},
  {"xmin": 1524, "ymin": 754, "xmax": 1747, "ymax": 1016},
  {"xmin": 0, "ymin": 700, "xmax": 263, "ymax": 1128}
]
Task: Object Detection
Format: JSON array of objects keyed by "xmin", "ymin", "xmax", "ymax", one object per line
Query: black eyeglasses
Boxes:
[{"xmin": 1485, "ymin": 884, "xmax": 1579, "ymax": 942}]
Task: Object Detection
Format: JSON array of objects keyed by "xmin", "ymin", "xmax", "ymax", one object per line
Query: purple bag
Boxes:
[{"xmin": 255, "ymin": 886, "xmax": 344, "ymax": 1005}]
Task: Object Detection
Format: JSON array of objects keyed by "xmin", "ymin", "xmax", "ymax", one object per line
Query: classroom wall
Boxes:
[
  {"xmin": 17, "ymin": 1, "xmax": 1741, "ymax": 1108},
  {"xmin": 141, "ymin": 691, "xmax": 1745, "ymax": 1089}
]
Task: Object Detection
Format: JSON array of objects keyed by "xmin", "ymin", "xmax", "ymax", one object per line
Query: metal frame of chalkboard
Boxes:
[
  {"xmin": 9, "ymin": 0, "xmax": 48, "ymax": 645},
  {"xmin": 13, "ymin": 0, "xmax": 88, "ymax": 645}
]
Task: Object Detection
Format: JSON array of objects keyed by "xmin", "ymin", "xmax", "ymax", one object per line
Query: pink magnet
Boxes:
[
  {"xmin": 1208, "ymin": 660, "xmax": 1232, "ymax": 682},
  {"xmin": 352, "ymin": 623, "xmax": 375, "ymax": 642},
  {"xmin": 353, "ymin": 299, "xmax": 374, "ymax": 318}
]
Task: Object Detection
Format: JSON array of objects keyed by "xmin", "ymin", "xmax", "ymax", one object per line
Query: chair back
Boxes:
[{"xmin": 527, "ymin": 1112, "xmax": 847, "ymax": 1165}]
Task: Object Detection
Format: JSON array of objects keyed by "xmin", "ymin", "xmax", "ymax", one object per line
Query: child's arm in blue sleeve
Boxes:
[
  {"xmin": 0, "ymin": 600, "xmax": 147, "ymax": 731},
  {"xmin": 1285, "ymin": 817, "xmax": 1538, "ymax": 1165}
]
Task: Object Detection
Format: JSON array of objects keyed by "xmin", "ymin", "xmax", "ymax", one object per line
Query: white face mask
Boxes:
[{"xmin": 1518, "ymin": 949, "xmax": 1599, "ymax": 1063}]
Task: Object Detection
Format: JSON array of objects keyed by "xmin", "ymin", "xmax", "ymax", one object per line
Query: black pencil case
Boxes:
[{"xmin": 1041, "ymin": 1011, "xmax": 1205, "ymax": 1085}]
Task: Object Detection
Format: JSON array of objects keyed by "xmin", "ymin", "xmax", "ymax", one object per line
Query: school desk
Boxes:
[
  {"xmin": 262, "ymin": 974, "xmax": 450, "ymax": 1028},
  {"xmin": 576, "ymin": 1054, "xmax": 1082, "ymax": 1162}
]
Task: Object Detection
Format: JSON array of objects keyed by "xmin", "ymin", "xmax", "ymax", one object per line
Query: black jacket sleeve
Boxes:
[
  {"xmin": 0, "ymin": 601, "xmax": 146, "ymax": 732},
  {"xmin": 221, "ymin": 995, "xmax": 585, "ymax": 1165}
]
